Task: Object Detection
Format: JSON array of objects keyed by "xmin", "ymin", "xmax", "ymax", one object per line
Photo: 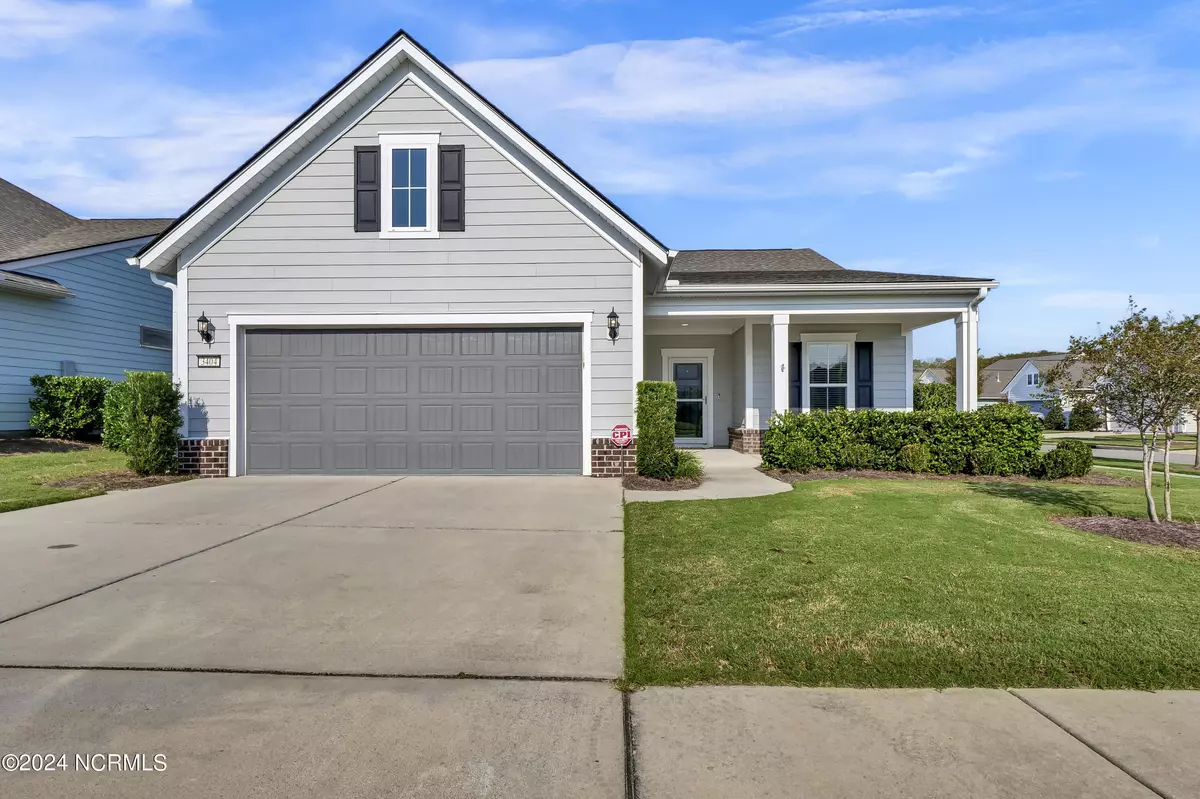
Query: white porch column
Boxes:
[
  {"xmin": 772, "ymin": 313, "xmax": 790, "ymax": 416},
  {"xmin": 955, "ymin": 309, "xmax": 979, "ymax": 411},
  {"xmin": 743, "ymin": 319, "xmax": 757, "ymax": 428}
]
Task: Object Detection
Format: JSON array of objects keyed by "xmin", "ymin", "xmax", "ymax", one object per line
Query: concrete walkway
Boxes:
[{"xmin": 624, "ymin": 448, "xmax": 791, "ymax": 503}]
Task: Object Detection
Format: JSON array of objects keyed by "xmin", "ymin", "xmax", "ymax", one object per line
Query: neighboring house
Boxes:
[
  {"xmin": 128, "ymin": 31, "xmax": 996, "ymax": 477},
  {"xmin": 915, "ymin": 367, "xmax": 950, "ymax": 384},
  {"xmin": 0, "ymin": 179, "xmax": 173, "ymax": 432}
]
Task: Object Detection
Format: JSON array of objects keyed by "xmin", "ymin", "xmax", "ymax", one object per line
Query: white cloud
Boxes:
[
  {"xmin": 0, "ymin": 0, "xmax": 197, "ymax": 58},
  {"xmin": 760, "ymin": 5, "xmax": 971, "ymax": 36}
]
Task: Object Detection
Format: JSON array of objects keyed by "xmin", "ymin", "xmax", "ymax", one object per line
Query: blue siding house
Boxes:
[{"xmin": 0, "ymin": 178, "xmax": 173, "ymax": 432}]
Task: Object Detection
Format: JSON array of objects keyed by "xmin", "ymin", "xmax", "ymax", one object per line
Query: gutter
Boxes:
[{"xmin": 660, "ymin": 280, "xmax": 999, "ymax": 295}]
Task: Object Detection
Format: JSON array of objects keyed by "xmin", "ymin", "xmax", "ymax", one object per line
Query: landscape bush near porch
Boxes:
[
  {"xmin": 761, "ymin": 405, "xmax": 1043, "ymax": 476},
  {"xmin": 27, "ymin": 375, "xmax": 112, "ymax": 439}
]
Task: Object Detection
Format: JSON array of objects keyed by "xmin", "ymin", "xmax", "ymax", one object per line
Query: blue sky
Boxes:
[{"xmin": 3, "ymin": 0, "xmax": 1199, "ymax": 358}]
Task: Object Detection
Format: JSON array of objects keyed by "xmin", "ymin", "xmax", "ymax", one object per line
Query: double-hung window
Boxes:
[
  {"xmin": 808, "ymin": 343, "xmax": 850, "ymax": 411},
  {"xmin": 380, "ymin": 133, "xmax": 438, "ymax": 238}
]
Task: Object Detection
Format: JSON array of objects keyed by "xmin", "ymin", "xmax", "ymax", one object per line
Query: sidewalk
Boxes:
[
  {"xmin": 624, "ymin": 449, "xmax": 790, "ymax": 502},
  {"xmin": 631, "ymin": 687, "xmax": 1199, "ymax": 799}
]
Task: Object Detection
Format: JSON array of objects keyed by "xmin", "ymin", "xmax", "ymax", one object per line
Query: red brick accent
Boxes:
[
  {"xmin": 591, "ymin": 437, "xmax": 636, "ymax": 478},
  {"xmin": 729, "ymin": 427, "xmax": 764, "ymax": 455},
  {"xmin": 179, "ymin": 438, "xmax": 229, "ymax": 477}
]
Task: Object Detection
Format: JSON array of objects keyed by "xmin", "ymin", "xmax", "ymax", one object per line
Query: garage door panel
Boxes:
[{"xmin": 245, "ymin": 328, "xmax": 583, "ymax": 475}]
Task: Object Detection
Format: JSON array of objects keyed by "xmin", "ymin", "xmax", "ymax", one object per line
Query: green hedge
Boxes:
[
  {"xmin": 1038, "ymin": 439, "xmax": 1093, "ymax": 479},
  {"xmin": 761, "ymin": 404, "xmax": 1044, "ymax": 476},
  {"xmin": 121, "ymin": 372, "xmax": 184, "ymax": 475},
  {"xmin": 913, "ymin": 381, "xmax": 955, "ymax": 411},
  {"xmin": 101, "ymin": 379, "xmax": 135, "ymax": 451},
  {"xmin": 27, "ymin": 374, "xmax": 112, "ymax": 439},
  {"xmin": 636, "ymin": 381, "xmax": 677, "ymax": 478}
]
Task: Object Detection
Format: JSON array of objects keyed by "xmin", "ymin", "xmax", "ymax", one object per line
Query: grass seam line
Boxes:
[
  {"xmin": 0, "ymin": 477, "xmax": 407, "ymax": 628},
  {"xmin": 1008, "ymin": 690, "xmax": 1175, "ymax": 799}
]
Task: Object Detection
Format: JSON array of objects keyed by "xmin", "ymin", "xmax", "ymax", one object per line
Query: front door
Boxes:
[{"xmin": 665, "ymin": 354, "xmax": 711, "ymax": 447}]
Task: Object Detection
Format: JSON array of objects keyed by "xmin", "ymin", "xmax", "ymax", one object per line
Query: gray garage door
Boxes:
[{"xmin": 244, "ymin": 328, "xmax": 583, "ymax": 475}]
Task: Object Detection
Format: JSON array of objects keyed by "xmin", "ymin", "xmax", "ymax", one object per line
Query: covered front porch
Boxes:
[{"xmin": 642, "ymin": 301, "xmax": 982, "ymax": 452}]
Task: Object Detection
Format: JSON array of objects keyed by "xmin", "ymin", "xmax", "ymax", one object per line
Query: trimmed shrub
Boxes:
[
  {"xmin": 101, "ymin": 379, "xmax": 135, "ymax": 451},
  {"xmin": 899, "ymin": 442, "xmax": 931, "ymax": 473},
  {"xmin": 782, "ymin": 439, "xmax": 817, "ymax": 472},
  {"xmin": 1067, "ymin": 401, "xmax": 1101, "ymax": 432},
  {"xmin": 1043, "ymin": 400, "xmax": 1066, "ymax": 431},
  {"xmin": 761, "ymin": 404, "xmax": 1043, "ymax": 476},
  {"xmin": 840, "ymin": 442, "xmax": 875, "ymax": 470},
  {"xmin": 123, "ymin": 372, "xmax": 183, "ymax": 475},
  {"xmin": 1039, "ymin": 439, "xmax": 1093, "ymax": 480},
  {"xmin": 27, "ymin": 374, "xmax": 112, "ymax": 439},
  {"xmin": 674, "ymin": 449, "xmax": 704, "ymax": 479},
  {"xmin": 636, "ymin": 381, "xmax": 677, "ymax": 479},
  {"xmin": 914, "ymin": 381, "xmax": 956, "ymax": 411},
  {"xmin": 969, "ymin": 445, "xmax": 1005, "ymax": 476}
]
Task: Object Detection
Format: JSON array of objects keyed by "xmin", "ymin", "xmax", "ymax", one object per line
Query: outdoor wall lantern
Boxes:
[
  {"xmin": 197, "ymin": 312, "xmax": 215, "ymax": 344},
  {"xmin": 607, "ymin": 307, "xmax": 620, "ymax": 344}
]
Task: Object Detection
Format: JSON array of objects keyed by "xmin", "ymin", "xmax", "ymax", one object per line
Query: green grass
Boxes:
[
  {"xmin": 0, "ymin": 447, "xmax": 128, "ymax": 513},
  {"xmin": 1046, "ymin": 432, "xmax": 1196, "ymax": 450},
  {"xmin": 1093, "ymin": 457, "xmax": 1200, "ymax": 477},
  {"xmin": 625, "ymin": 476, "xmax": 1200, "ymax": 689}
]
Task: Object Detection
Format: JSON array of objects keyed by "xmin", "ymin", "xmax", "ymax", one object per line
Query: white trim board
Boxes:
[
  {"xmin": 132, "ymin": 34, "xmax": 668, "ymax": 273},
  {"xmin": 225, "ymin": 311, "xmax": 594, "ymax": 477},
  {"xmin": 661, "ymin": 347, "xmax": 715, "ymax": 448}
]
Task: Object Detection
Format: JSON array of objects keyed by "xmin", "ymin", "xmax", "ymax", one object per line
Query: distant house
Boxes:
[
  {"xmin": 915, "ymin": 367, "xmax": 950, "ymax": 384},
  {"xmin": 0, "ymin": 178, "xmax": 173, "ymax": 432},
  {"xmin": 979, "ymin": 353, "xmax": 1196, "ymax": 433}
]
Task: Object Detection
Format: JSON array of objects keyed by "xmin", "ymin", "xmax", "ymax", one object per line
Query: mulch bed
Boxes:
[
  {"xmin": 0, "ymin": 437, "xmax": 99, "ymax": 455},
  {"xmin": 1056, "ymin": 516, "xmax": 1200, "ymax": 550},
  {"xmin": 761, "ymin": 468, "xmax": 1134, "ymax": 487},
  {"xmin": 44, "ymin": 472, "xmax": 192, "ymax": 491},
  {"xmin": 623, "ymin": 474, "xmax": 703, "ymax": 491}
]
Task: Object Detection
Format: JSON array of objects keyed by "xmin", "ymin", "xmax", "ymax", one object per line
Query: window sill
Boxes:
[
  {"xmin": 141, "ymin": 344, "xmax": 172, "ymax": 351},
  {"xmin": 379, "ymin": 229, "xmax": 440, "ymax": 240}
]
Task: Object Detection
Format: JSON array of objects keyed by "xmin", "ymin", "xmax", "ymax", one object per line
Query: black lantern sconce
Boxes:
[
  {"xmin": 197, "ymin": 312, "xmax": 215, "ymax": 344},
  {"xmin": 607, "ymin": 307, "xmax": 620, "ymax": 344}
]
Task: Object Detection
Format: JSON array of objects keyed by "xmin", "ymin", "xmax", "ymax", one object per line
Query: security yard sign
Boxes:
[{"xmin": 611, "ymin": 424, "xmax": 632, "ymax": 448}]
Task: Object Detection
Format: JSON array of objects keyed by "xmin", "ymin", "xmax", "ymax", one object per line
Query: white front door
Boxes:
[{"xmin": 663, "ymin": 351, "xmax": 713, "ymax": 447}]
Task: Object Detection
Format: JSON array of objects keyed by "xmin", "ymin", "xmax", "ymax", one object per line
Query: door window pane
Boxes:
[
  {"xmin": 675, "ymin": 400, "xmax": 703, "ymax": 438},
  {"xmin": 673, "ymin": 362, "xmax": 703, "ymax": 400}
]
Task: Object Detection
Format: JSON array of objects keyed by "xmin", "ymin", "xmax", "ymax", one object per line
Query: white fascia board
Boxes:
[
  {"xmin": 646, "ymin": 306, "xmax": 973, "ymax": 318},
  {"xmin": 134, "ymin": 35, "xmax": 668, "ymax": 273},
  {"xmin": 662, "ymin": 281, "xmax": 999, "ymax": 295}
]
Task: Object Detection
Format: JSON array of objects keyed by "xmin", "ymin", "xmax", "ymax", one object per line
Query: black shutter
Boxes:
[
  {"xmin": 790, "ymin": 343, "xmax": 803, "ymax": 411},
  {"xmin": 855, "ymin": 342, "xmax": 874, "ymax": 409},
  {"xmin": 353, "ymin": 146, "xmax": 381, "ymax": 232},
  {"xmin": 438, "ymin": 144, "xmax": 465, "ymax": 232}
]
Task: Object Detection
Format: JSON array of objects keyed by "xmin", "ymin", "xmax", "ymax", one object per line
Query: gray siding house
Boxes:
[
  {"xmin": 0, "ymin": 179, "xmax": 172, "ymax": 432},
  {"xmin": 129, "ymin": 31, "xmax": 996, "ymax": 477}
]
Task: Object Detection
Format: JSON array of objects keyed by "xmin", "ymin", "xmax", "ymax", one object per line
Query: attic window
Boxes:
[
  {"xmin": 380, "ymin": 133, "xmax": 439, "ymax": 238},
  {"xmin": 140, "ymin": 325, "xmax": 171, "ymax": 350}
]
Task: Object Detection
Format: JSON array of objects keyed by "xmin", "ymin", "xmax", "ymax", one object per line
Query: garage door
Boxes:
[{"xmin": 243, "ymin": 328, "xmax": 583, "ymax": 475}]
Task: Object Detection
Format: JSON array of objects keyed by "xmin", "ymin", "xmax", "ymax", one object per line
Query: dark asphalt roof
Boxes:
[
  {"xmin": 672, "ymin": 269, "xmax": 992, "ymax": 286},
  {"xmin": 0, "ymin": 178, "xmax": 171, "ymax": 265},
  {"xmin": 667, "ymin": 249, "xmax": 991, "ymax": 286}
]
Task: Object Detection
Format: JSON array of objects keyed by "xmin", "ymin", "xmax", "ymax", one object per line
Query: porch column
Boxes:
[
  {"xmin": 772, "ymin": 313, "xmax": 790, "ymax": 417},
  {"xmin": 743, "ymin": 318, "xmax": 757, "ymax": 428},
  {"xmin": 955, "ymin": 308, "xmax": 979, "ymax": 411}
]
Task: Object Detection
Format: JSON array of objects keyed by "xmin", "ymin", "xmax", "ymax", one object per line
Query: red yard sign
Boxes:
[{"xmin": 611, "ymin": 424, "xmax": 632, "ymax": 448}]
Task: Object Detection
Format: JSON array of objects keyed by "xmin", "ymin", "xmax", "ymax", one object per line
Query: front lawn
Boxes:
[
  {"xmin": 1093, "ymin": 456, "xmax": 1200, "ymax": 477},
  {"xmin": 625, "ymin": 475, "xmax": 1200, "ymax": 689},
  {"xmin": 1046, "ymin": 432, "xmax": 1196, "ymax": 450},
  {"xmin": 1, "ymin": 445, "xmax": 129, "ymax": 512}
]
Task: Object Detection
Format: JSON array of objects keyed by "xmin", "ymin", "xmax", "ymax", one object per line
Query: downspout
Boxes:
[{"xmin": 147, "ymin": 270, "xmax": 188, "ymax": 438}]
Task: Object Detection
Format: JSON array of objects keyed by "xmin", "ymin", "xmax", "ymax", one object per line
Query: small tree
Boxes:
[
  {"xmin": 1042, "ymin": 396, "xmax": 1066, "ymax": 431},
  {"xmin": 1066, "ymin": 399, "xmax": 1100, "ymax": 432},
  {"xmin": 1049, "ymin": 303, "xmax": 1200, "ymax": 522}
]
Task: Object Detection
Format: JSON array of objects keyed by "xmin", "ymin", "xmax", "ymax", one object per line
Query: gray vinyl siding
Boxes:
[
  {"xmin": 731, "ymin": 325, "xmax": 745, "ymax": 428},
  {"xmin": 752, "ymin": 324, "xmax": 772, "ymax": 426},
  {"xmin": 184, "ymin": 72, "xmax": 635, "ymax": 440},
  {"xmin": 0, "ymin": 244, "xmax": 172, "ymax": 431},
  {"xmin": 644, "ymin": 335, "xmax": 734, "ymax": 447}
]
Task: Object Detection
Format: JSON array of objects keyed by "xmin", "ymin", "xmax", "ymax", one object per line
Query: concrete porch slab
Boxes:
[
  {"xmin": 0, "ymin": 669, "xmax": 623, "ymax": 799},
  {"xmin": 631, "ymin": 686, "xmax": 1156, "ymax": 799},
  {"xmin": 1014, "ymin": 689, "xmax": 1200, "ymax": 799}
]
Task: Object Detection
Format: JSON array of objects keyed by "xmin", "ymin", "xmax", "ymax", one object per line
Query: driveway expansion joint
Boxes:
[
  {"xmin": 1008, "ymin": 689, "xmax": 1174, "ymax": 799},
  {"xmin": 0, "ymin": 476, "xmax": 407, "ymax": 628}
]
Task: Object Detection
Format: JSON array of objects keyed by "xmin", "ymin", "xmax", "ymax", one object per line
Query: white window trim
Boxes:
[
  {"xmin": 661, "ymin": 347, "xmax": 715, "ymax": 448},
  {"xmin": 379, "ymin": 132, "xmax": 439, "ymax": 239},
  {"xmin": 801, "ymin": 334, "xmax": 857, "ymax": 413},
  {"xmin": 226, "ymin": 312, "xmax": 594, "ymax": 477}
]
